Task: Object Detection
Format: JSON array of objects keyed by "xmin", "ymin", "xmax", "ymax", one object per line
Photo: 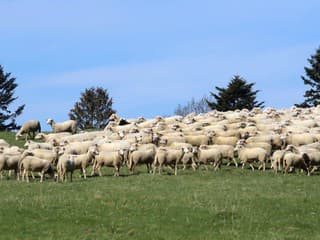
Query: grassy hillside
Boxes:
[
  {"xmin": 0, "ymin": 131, "xmax": 26, "ymax": 148},
  {"xmin": 0, "ymin": 132, "xmax": 318, "ymax": 239}
]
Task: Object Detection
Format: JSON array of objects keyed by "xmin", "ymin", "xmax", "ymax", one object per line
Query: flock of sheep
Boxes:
[{"xmin": 2, "ymin": 106, "xmax": 320, "ymax": 182}]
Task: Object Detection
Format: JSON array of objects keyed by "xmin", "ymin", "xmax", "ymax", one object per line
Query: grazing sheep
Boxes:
[
  {"xmin": 46, "ymin": 118, "xmax": 77, "ymax": 134},
  {"xmin": 20, "ymin": 156, "xmax": 55, "ymax": 182},
  {"xmin": 15, "ymin": 120, "xmax": 41, "ymax": 141}
]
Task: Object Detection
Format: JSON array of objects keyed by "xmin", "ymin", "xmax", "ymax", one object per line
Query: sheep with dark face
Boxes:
[{"xmin": 16, "ymin": 120, "xmax": 41, "ymax": 141}]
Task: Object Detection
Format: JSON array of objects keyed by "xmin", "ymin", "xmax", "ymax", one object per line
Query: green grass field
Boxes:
[{"xmin": 0, "ymin": 132, "xmax": 319, "ymax": 240}]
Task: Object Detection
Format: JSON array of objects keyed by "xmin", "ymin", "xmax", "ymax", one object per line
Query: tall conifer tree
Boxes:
[
  {"xmin": 296, "ymin": 47, "xmax": 320, "ymax": 107},
  {"xmin": 0, "ymin": 65, "xmax": 25, "ymax": 130},
  {"xmin": 69, "ymin": 87, "xmax": 115, "ymax": 130},
  {"xmin": 206, "ymin": 75, "xmax": 264, "ymax": 111}
]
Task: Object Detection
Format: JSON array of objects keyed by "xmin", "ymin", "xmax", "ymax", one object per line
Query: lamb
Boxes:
[
  {"xmin": 15, "ymin": 120, "xmax": 41, "ymax": 141},
  {"xmin": 235, "ymin": 145, "xmax": 268, "ymax": 171},
  {"xmin": 93, "ymin": 149, "xmax": 126, "ymax": 177},
  {"xmin": 20, "ymin": 156, "xmax": 55, "ymax": 182},
  {"xmin": 46, "ymin": 118, "xmax": 77, "ymax": 134}
]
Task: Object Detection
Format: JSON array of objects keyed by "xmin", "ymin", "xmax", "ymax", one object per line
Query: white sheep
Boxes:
[
  {"xmin": 56, "ymin": 154, "xmax": 75, "ymax": 182},
  {"xmin": 93, "ymin": 149, "xmax": 126, "ymax": 177},
  {"xmin": 153, "ymin": 147, "xmax": 187, "ymax": 175},
  {"xmin": 283, "ymin": 152, "xmax": 310, "ymax": 175},
  {"xmin": 46, "ymin": 118, "xmax": 77, "ymax": 134},
  {"xmin": 20, "ymin": 156, "xmax": 55, "ymax": 182},
  {"xmin": 235, "ymin": 145, "xmax": 268, "ymax": 171},
  {"xmin": 0, "ymin": 152, "xmax": 21, "ymax": 180},
  {"xmin": 16, "ymin": 120, "xmax": 41, "ymax": 141},
  {"xmin": 194, "ymin": 146, "xmax": 223, "ymax": 171},
  {"xmin": 65, "ymin": 147, "xmax": 98, "ymax": 179}
]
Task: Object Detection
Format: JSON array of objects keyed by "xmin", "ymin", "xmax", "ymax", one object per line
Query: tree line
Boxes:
[{"xmin": 1, "ymin": 46, "xmax": 320, "ymax": 131}]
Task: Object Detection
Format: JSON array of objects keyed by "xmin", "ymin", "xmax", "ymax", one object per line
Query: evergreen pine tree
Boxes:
[
  {"xmin": 69, "ymin": 87, "xmax": 115, "ymax": 130},
  {"xmin": 0, "ymin": 65, "xmax": 25, "ymax": 130},
  {"xmin": 296, "ymin": 47, "xmax": 320, "ymax": 108},
  {"xmin": 206, "ymin": 75, "xmax": 264, "ymax": 111}
]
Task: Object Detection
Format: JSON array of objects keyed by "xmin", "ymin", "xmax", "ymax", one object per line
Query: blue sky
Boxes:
[{"xmin": 1, "ymin": 0, "xmax": 319, "ymax": 130}]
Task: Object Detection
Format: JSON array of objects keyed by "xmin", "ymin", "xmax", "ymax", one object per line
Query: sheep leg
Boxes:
[
  {"xmin": 114, "ymin": 165, "xmax": 120, "ymax": 177},
  {"xmin": 233, "ymin": 158, "xmax": 238, "ymax": 168},
  {"xmin": 40, "ymin": 171, "xmax": 44, "ymax": 183},
  {"xmin": 192, "ymin": 162, "xmax": 197, "ymax": 171},
  {"xmin": 98, "ymin": 166, "xmax": 102, "ymax": 177},
  {"xmin": 242, "ymin": 162, "xmax": 245, "ymax": 169},
  {"xmin": 0, "ymin": 170, "xmax": 3, "ymax": 180},
  {"xmin": 250, "ymin": 164, "xmax": 255, "ymax": 171},
  {"xmin": 25, "ymin": 170, "xmax": 29, "ymax": 183},
  {"xmin": 310, "ymin": 166, "xmax": 318, "ymax": 174},
  {"xmin": 174, "ymin": 162, "xmax": 178, "ymax": 176},
  {"xmin": 82, "ymin": 168, "xmax": 87, "ymax": 179},
  {"xmin": 182, "ymin": 163, "xmax": 186, "ymax": 171},
  {"xmin": 215, "ymin": 161, "xmax": 221, "ymax": 171}
]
